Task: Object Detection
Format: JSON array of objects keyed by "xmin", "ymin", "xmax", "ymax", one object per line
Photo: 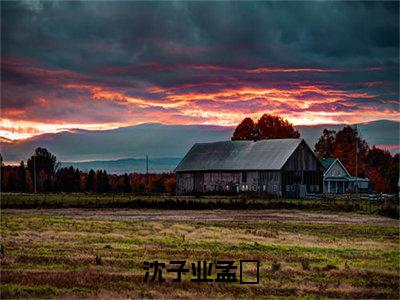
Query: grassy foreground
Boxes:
[
  {"xmin": 1, "ymin": 210, "xmax": 399, "ymax": 299},
  {"xmin": 2, "ymin": 194, "xmax": 397, "ymax": 218}
]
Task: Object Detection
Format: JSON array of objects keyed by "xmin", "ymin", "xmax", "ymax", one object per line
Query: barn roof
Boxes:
[{"xmin": 175, "ymin": 138, "xmax": 304, "ymax": 172}]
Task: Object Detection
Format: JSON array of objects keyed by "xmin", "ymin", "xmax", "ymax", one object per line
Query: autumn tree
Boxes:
[
  {"xmin": 95, "ymin": 170, "xmax": 110, "ymax": 193},
  {"xmin": 256, "ymin": 114, "xmax": 300, "ymax": 140},
  {"xmin": 232, "ymin": 114, "xmax": 300, "ymax": 141},
  {"xmin": 122, "ymin": 173, "xmax": 132, "ymax": 193},
  {"xmin": 367, "ymin": 147, "xmax": 398, "ymax": 193},
  {"xmin": 164, "ymin": 175, "xmax": 176, "ymax": 194},
  {"xmin": 231, "ymin": 117, "xmax": 255, "ymax": 140},
  {"xmin": 314, "ymin": 129, "xmax": 336, "ymax": 159},
  {"xmin": 333, "ymin": 126, "xmax": 368, "ymax": 177}
]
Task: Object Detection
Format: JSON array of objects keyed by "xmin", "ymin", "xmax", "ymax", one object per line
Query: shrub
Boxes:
[
  {"xmin": 95, "ymin": 255, "xmax": 103, "ymax": 265},
  {"xmin": 300, "ymin": 258, "xmax": 310, "ymax": 271},
  {"xmin": 271, "ymin": 260, "xmax": 281, "ymax": 273}
]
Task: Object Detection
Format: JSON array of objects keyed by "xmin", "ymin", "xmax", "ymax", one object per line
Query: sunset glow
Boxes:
[{"xmin": 1, "ymin": 1, "xmax": 399, "ymax": 141}]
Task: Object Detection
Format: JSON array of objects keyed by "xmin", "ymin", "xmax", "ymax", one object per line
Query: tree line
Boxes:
[
  {"xmin": 1, "ymin": 114, "xmax": 398, "ymax": 194},
  {"xmin": 314, "ymin": 127, "xmax": 399, "ymax": 193},
  {"xmin": 0, "ymin": 148, "xmax": 175, "ymax": 194}
]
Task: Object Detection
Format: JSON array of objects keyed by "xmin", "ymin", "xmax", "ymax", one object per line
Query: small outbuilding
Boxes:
[{"xmin": 175, "ymin": 138, "xmax": 324, "ymax": 197}]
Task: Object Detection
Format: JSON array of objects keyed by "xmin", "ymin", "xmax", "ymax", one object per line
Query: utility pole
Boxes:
[
  {"xmin": 146, "ymin": 155, "xmax": 149, "ymax": 195},
  {"xmin": 355, "ymin": 124, "xmax": 358, "ymax": 197},
  {"xmin": 33, "ymin": 154, "xmax": 37, "ymax": 194},
  {"xmin": 146, "ymin": 154, "xmax": 149, "ymax": 175}
]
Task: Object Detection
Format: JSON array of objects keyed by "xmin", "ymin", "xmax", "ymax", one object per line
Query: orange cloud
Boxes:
[{"xmin": 2, "ymin": 58, "xmax": 398, "ymax": 141}]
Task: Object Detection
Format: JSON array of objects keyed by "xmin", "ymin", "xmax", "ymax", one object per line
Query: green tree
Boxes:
[
  {"xmin": 87, "ymin": 169, "xmax": 95, "ymax": 191},
  {"xmin": 27, "ymin": 148, "xmax": 59, "ymax": 192},
  {"xmin": 17, "ymin": 161, "xmax": 28, "ymax": 192}
]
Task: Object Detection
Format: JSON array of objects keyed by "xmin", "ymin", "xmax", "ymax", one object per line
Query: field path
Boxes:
[{"xmin": 2, "ymin": 208, "xmax": 398, "ymax": 226}]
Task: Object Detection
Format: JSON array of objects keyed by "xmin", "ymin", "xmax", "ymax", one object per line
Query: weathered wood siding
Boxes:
[
  {"xmin": 176, "ymin": 170, "xmax": 282, "ymax": 195},
  {"xmin": 281, "ymin": 140, "xmax": 324, "ymax": 197}
]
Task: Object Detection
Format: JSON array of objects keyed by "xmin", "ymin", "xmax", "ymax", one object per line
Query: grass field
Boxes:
[
  {"xmin": 2, "ymin": 193, "xmax": 397, "ymax": 218},
  {"xmin": 1, "ymin": 207, "xmax": 399, "ymax": 299}
]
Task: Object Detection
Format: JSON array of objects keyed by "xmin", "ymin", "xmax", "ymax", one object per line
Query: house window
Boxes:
[
  {"xmin": 242, "ymin": 172, "xmax": 247, "ymax": 183},
  {"xmin": 263, "ymin": 185, "xmax": 266, "ymax": 191},
  {"xmin": 315, "ymin": 185, "xmax": 320, "ymax": 192},
  {"xmin": 286, "ymin": 185, "xmax": 291, "ymax": 192},
  {"xmin": 273, "ymin": 185, "xmax": 277, "ymax": 191},
  {"xmin": 310, "ymin": 185, "xmax": 314, "ymax": 192}
]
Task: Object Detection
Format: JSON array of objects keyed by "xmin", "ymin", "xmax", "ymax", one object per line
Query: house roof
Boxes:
[
  {"xmin": 175, "ymin": 138, "xmax": 304, "ymax": 172},
  {"xmin": 320, "ymin": 157, "xmax": 336, "ymax": 170}
]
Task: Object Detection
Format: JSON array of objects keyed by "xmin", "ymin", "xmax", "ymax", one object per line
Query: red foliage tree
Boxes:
[
  {"xmin": 368, "ymin": 168, "xmax": 390, "ymax": 193},
  {"xmin": 256, "ymin": 114, "xmax": 300, "ymax": 140},
  {"xmin": 332, "ymin": 126, "xmax": 368, "ymax": 177},
  {"xmin": 231, "ymin": 118, "xmax": 255, "ymax": 140},
  {"xmin": 232, "ymin": 114, "xmax": 299, "ymax": 141}
]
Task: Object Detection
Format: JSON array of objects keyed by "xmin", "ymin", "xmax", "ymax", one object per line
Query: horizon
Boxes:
[
  {"xmin": 1, "ymin": 118, "xmax": 398, "ymax": 143},
  {"xmin": 1, "ymin": 1, "xmax": 399, "ymax": 141},
  {"xmin": 2, "ymin": 119, "xmax": 398, "ymax": 167}
]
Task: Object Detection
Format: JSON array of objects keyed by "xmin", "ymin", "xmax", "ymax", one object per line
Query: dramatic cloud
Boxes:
[{"xmin": 1, "ymin": 1, "xmax": 399, "ymax": 140}]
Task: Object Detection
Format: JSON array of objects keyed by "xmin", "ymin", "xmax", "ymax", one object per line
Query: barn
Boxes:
[{"xmin": 175, "ymin": 138, "xmax": 324, "ymax": 197}]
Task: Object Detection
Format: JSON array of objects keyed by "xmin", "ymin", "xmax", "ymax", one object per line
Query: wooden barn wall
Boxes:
[
  {"xmin": 281, "ymin": 141, "xmax": 323, "ymax": 197},
  {"xmin": 176, "ymin": 170, "xmax": 281, "ymax": 195},
  {"xmin": 176, "ymin": 173, "xmax": 194, "ymax": 194}
]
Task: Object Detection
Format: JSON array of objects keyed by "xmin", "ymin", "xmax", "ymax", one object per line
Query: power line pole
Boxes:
[
  {"xmin": 33, "ymin": 154, "xmax": 37, "ymax": 194},
  {"xmin": 146, "ymin": 154, "xmax": 148, "ymax": 175},
  {"xmin": 146, "ymin": 154, "xmax": 149, "ymax": 195},
  {"xmin": 355, "ymin": 124, "xmax": 358, "ymax": 197}
]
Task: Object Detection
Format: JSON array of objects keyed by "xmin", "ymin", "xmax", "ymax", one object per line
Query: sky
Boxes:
[{"xmin": 1, "ymin": 1, "xmax": 399, "ymax": 140}]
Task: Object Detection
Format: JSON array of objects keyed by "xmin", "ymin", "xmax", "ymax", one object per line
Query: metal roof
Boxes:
[
  {"xmin": 175, "ymin": 138, "xmax": 303, "ymax": 172},
  {"xmin": 320, "ymin": 157, "xmax": 336, "ymax": 170}
]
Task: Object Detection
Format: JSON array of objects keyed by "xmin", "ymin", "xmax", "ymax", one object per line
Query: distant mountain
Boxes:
[
  {"xmin": 1, "ymin": 123, "xmax": 233, "ymax": 163},
  {"xmin": 1, "ymin": 120, "xmax": 398, "ymax": 174},
  {"xmin": 297, "ymin": 120, "xmax": 399, "ymax": 153},
  {"xmin": 61, "ymin": 157, "xmax": 181, "ymax": 174}
]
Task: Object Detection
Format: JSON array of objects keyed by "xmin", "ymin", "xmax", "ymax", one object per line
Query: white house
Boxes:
[{"xmin": 320, "ymin": 158, "xmax": 369, "ymax": 194}]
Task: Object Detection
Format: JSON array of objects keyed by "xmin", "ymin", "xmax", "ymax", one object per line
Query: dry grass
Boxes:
[{"xmin": 1, "ymin": 209, "xmax": 399, "ymax": 299}]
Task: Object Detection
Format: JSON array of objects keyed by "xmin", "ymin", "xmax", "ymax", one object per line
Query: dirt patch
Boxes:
[{"xmin": 2, "ymin": 208, "xmax": 398, "ymax": 226}]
